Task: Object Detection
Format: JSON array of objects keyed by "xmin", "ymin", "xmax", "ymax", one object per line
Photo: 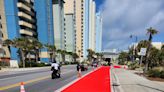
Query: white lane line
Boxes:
[{"xmin": 55, "ymin": 66, "xmax": 102, "ymax": 92}]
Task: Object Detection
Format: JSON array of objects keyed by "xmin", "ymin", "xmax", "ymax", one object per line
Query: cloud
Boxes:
[{"xmin": 99, "ymin": 0, "xmax": 164, "ymax": 51}]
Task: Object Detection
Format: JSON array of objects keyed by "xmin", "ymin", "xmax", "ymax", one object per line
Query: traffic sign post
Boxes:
[
  {"xmin": 139, "ymin": 48, "xmax": 147, "ymax": 74},
  {"xmin": 140, "ymin": 48, "xmax": 147, "ymax": 56}
]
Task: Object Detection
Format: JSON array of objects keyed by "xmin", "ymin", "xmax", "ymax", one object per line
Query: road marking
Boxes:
[{"xmin": 0, "ymin": 70, "xmax": 74, "ymax": 91}]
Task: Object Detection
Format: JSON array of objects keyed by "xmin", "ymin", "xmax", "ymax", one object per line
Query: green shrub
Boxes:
[
  {"xmin": 148, "ymin": 69, "xmax": 161, "ymax": 77},
  {"xmin": 36, "ymin": 63, "xmax": 45, "ymax": 67},
  {"xmin": 118, "ymin": 61, "xmax": 126, "ymax": 65},
  {"xmin": 128, "ymin": 61, "xmax": 139, "ymax": 70},
  {"xmin": 70, "ymin": 62, "xmax": 78, "ymax": 64},
  {"xmin": 160, "ymin": 71, "xmax": 164, "ymax": 78}
]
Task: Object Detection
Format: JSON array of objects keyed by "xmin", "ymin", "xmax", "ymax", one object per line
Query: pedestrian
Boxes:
[{"xmin": 76, "ymin": 62, "xmax": 81, "ymax": 78}]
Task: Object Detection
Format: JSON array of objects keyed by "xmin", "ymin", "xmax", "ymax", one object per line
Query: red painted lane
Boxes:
[
  {"xmin": 113, "ymin": 65, "xmax": 122, "ymax": 68},
  {"xmin": 62, "ymin": 66, "xmax": 111, "ymax": 92}
]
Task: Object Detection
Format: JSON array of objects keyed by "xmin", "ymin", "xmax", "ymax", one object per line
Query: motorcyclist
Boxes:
[{"xmin": 51, "ymin": 60, "xmax": 60, "ymax": 78}]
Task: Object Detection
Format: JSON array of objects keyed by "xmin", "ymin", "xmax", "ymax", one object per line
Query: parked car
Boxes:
[{"xmin": 92, "ymin": 62, "xmax": 98, "ymax": 67}]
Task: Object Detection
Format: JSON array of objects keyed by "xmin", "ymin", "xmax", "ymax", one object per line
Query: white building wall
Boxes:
[
  {"xmin": 89, "ymin": 0, "xmax": 96, "ymax": 51},
  {"xmin": 52, "ymin": 1, "xmax": 65, "ymax": 50}
]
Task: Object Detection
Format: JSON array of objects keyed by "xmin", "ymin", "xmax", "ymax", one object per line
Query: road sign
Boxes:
[{"xmin": 140, "ymin": 48, "xmax": 147, "ymax": 56}]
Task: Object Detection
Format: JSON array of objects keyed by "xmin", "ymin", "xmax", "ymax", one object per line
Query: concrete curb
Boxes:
[{"xmin": 111, "ymin": 68, "xmax": 124, "ymax": 92}]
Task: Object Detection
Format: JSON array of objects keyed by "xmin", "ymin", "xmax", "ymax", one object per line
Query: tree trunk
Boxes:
[
  {"xmin": 50, "ymin": 54, "xmax": 53, "ymax": 62},
  {"xmin": 145, "ymin": 61, "xmax": 149, "ymax": 72},
  {"xmin": 28, "ymin": 53, "xmax": 32, "ymax": 67},
  {"xmin": 73, "ymin": 57, "xmax": 76, "ymax": 62},
  {"xmin": 20, "ymin": 49, "xmax": 25, "ymax": 68},
  {"xmin": 145, "ymin": 42, "xmax": 151, "ymax": 72},
  {"xmin": 35, "ymin": 50, "xmax": 39, "ymax": 62},
  {"xmin": 53, "ymin": 52, "xmax": 56, "ymax": 61},
  {"xmin": 35, "ymin": 52, "xmax": 38, "ymax": 62},
  {"xmin": 62, "ymin": 54, "xmax": 65, "ymax": 62}
]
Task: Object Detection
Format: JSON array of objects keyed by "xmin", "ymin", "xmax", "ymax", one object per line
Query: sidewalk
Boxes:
[
  {"xmin": 61, "ymin": 66, "xmax": 111, "ymax": 92},
  {"xmin": 113, "ymin": 69, "xmax": 164, "ymax": 92}
]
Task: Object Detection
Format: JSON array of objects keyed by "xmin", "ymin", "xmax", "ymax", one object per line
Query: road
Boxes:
[{"xmin": 0, "ymin": 65, "xmax": 91, "ymax": 92}]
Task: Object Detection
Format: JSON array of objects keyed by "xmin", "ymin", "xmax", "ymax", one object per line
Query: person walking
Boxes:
[{"xmin": 76, "ymin": 63, "xmax": 81, "ymax": 78}]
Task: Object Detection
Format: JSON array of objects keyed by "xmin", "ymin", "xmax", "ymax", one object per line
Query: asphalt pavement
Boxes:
[{"xmin": 0, "ymin": 65, "xmax": 91, "ymax": 92}]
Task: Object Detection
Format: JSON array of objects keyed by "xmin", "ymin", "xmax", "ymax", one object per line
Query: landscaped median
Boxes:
[{"xmin": 57, "ymin": 66, "xmax": 111, "ymax": 92}]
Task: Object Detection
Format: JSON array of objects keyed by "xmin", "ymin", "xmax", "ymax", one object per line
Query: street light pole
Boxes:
[{"xmin": 130, "ymin": 35, "xmax": 138, "ymax": 62}]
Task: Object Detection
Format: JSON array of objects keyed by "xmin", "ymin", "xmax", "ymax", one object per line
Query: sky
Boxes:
[{"xmin": 95, "ymin": 0, "xmax": 164, "ymax": 51}]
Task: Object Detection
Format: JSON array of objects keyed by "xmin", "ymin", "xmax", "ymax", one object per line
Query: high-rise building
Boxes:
[
  {"xmin": 64, "ymin": 14, "xmax": 75, "ymax": 52},
  {"xmin": 34, "ymin": 0, "xmax": 54, "ymax": 62},
  {"xmin": 83, "ymin": 0, "xmax": 89, "ymax": 58},
  {"xmin": 0, "ymin": 14, "xmax": 4, "ymax": 58},
  {"xmin": 65, "ymin": 0, "xmax": 97, "ymax": 59},
  {"xmin": 0, "ymin": 0, "xmax": 12, "ymax": 63},
  {"xmin": 74, "ymin": 0, "xmax": 85, "ymax": 58},
  {"xmin": 52, "ymin": 0, "xmax": 65, "ymax": 50},
  {"xmin": 95, "ymin": 12, "xmax": 102, "ymax": 52},
  {"xmin": 64, "ymin": 0, "xmax": 75, "ymax": 53},
  {"xmin": 2, "ymin": 0, "xmax": 37, "ymax": 61},
  {"xmin": 89, "ymin": 0, "xmax": 96, "ymax": 51}
]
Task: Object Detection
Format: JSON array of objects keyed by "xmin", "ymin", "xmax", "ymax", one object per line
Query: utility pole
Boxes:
[{"xmin": 130, "ymin": 35, "xmax": 138, "ymax": 62}]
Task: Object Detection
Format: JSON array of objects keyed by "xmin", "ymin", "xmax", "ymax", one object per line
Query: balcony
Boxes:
[
  {"xmin": 17, "ymin": 3, "xmax": 35, "ymax": 17},
  {"xmin": 17, "ymin": 3, "xmax": 31, "ymax": 11},
  {"xmin": 18, "ymin": 12, "xmax": 35, "ymax": 23},
  {"xmin": 19, "ymin": 21, "xmax": 36, "ymax": 29},
  {"xmin": 20, "ymin": 29, "xmax": 33, "ymax": 36},
  {"xmin": 25, "ymin": 0, "xmax": 31, "ymax": 3}
]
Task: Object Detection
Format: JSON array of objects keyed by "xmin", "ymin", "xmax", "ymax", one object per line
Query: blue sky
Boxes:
[{"xmin": 95, "ymin": 0, "xmax": 164, "ymax": 51}]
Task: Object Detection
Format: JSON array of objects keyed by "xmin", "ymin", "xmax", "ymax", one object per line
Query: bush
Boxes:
[
  {"xmin": 70, "ymin": 62, "xmax": 78, "ymax": 64},
  {"xmin": 63, "ymin": 62, "xmax": 70, "ymax": 65},
  {"xmin": 147, "ymin": 69, "xmax": 161, "ymax": 78},
  {"xmin": 128, "ymin": 61, "xmax": 139, "ymax": 70},
  {"xmin": 19, "ymin": 61, "xmax": 47, "ymax": 67},
  {"xmin": 160, "ymin": 71, "xmax": 164, "ymax": 78},
  {"xmin": 118, "ymin": 61, "xmax": 126, "ymax": 65}
]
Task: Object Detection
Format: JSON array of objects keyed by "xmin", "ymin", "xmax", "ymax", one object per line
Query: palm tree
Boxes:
[
  {"xmin": 145, "ymin": 27, "xmax": 158, "ymax": 71},
  {"xmin": 159, "ymin": 45, "xmax": 164, "ymax": 66},
  {"xmin": 87, "ymin": 49, "xmax": 95, "ymax": 62},
  {"xmin": 3, "ymin": 39, "xmax": 14, "ymax": 47},
  {"xmin": 13, "ymin": 38, "xmax": 31, "ymax": 68},
  {"xmin": 31, "ymin": 39, "xmax": 43, "ymax": 62},
  {"xmin": 67, "ymin": 52, "xmax": 73, "ymax": 62},
  {"xmin": 26, "ymin": 41, "xmax": 34, "ymax": 67},
  {"xmin": 95, "ymin": 53, "xmax": 103, "ymax": 62},
  {"xmin": 3, "ymin": 38, "xmax": 43, "ymax": 67},
  {"xmin": 72, "ymin": 53, "xmax": 79, "ymax": 62},
  {"xmin": 45, "ymin": 44, "xmax": 56, "ymax": 62},
  {"xmin": 61, "ymin": 50, "xmax": 66, "ymax": 63},
  {"xmin": 136, "ymin": 40, "xmax": 150, "ymax": 51}
]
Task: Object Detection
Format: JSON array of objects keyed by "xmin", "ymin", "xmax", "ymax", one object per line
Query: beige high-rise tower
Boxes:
[
  {"xmin": 64, "ymin": 0, "xmax": 96, "ymax": 59},
  {"xmin": 73, "ymin": 0, "xmax": 85, "ymax": 58}
]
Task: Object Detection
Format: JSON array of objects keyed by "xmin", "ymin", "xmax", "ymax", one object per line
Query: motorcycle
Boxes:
[{"xmin": 51, "ymin": 67, "xmax": 61, "ymax": 79}]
